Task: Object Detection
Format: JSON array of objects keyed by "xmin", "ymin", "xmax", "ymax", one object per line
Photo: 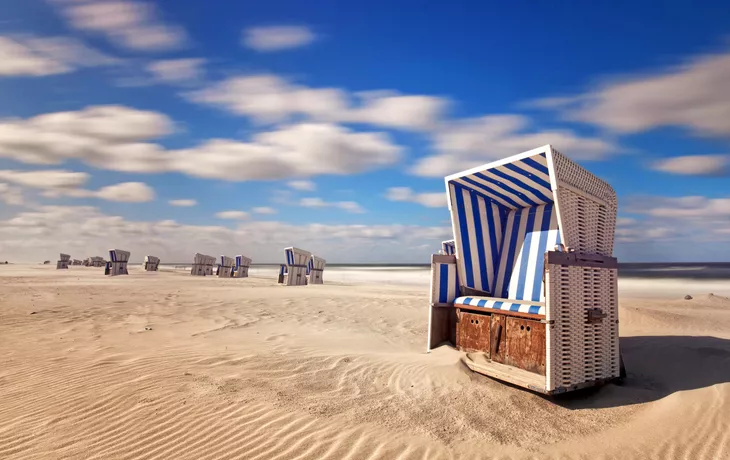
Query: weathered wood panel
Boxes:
[
  {"xmin": 456, "ymin": 310, "xmax": 491, "ymax": 354},
  {"xmin": 491, "ymin": 314, "xmax": 507, "ymax": 364},
  {"xmin": 505, "ymin": 318, "xmax": 546, "ymax": 375},
  {"xmin": 429, "ymin": 306, "xmax": 457, "ymax": 350}
]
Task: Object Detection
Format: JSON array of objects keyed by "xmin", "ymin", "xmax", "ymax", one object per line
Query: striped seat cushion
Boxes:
[{"xmin": 455, "ymin": 296, "xmax": 545, "ymax": 316}]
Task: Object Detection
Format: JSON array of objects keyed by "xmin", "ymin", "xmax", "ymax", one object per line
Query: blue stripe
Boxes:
[
  {"xmin": 438, "ymin": 264, "xmax": 448, "ymax": 303},
  {"xmin": 515, "ymin": 207, "xmax": 538, "ymax": 300},
  {"xmin": 510, "ymin": 303, "xmax": 521, "ymax": 312},
  {"xmin": 528, "ymin": 305, "xmax": 542, "ymax": 315},
  {"xmin": 484, "ymin": 202, "xmax": 500, "ymax": 291},
  {"xmin": 459, "ymin": 176, "xmax": 522, "ymax": 208},
  {"xmin": 499, "ymin": 208, "xmax": 523, "ymax": 297},
  {"xmin": 476, "ymin": 299, "xmax": 488, "ymax": 307},
  {"xmin": 463, "ymin": 297, "xmax": 473, "ymax": 305},
  {"xmin": 469, "ymin": 192, "xmax": 489, "ymax": 293},
  {"xmin": 521, "ymin": 155, "xmax": 550, "ymax": 176},
  {"xmin": 454, "ymin": 186, "xmax": 475, "ymax": 288},
  {"xmin": 504, "ymin": 162, "xmax": 552, "ymax": 190},
  {"xmin": 492, "ymin": 166, "xmax": 552, "ymax": 203},
  {"xmin": 492, "ymin": 301, "xmax": 503, "ymax": 310},
  {"xmin": 531, "ymin": 203, "xmax": 554, "ymax": 302}
]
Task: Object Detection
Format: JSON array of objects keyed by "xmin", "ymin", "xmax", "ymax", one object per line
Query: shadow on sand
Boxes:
[{"xmin": 553, "ymin": 335, "xmax": 730, "ymax": 409}]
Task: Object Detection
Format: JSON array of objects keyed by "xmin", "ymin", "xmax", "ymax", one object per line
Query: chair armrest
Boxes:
[{"xmin": 431, "ymin": 254, "xmax": 459, "ymax": 305}]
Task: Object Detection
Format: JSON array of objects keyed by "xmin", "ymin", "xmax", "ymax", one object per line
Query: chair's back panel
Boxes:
[
  {"xmin": 494, "ymin": 203, "xmax": 561, "ymax": 302},
  {"xmin": 449, "ymin": 183, "xmax": 505, "ymax": 294},
  {"xmin": 441, "ymin": 240, "xmax": 455, "ymax": 256},
  {"xmin": 551, "ymin": 149, "xmax": 617, "ymax": 256}
]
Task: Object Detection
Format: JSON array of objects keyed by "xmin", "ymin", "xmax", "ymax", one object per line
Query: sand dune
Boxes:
[{"xmin": 1, "ymin": 265, "xmax": 728, "ymax": 459}]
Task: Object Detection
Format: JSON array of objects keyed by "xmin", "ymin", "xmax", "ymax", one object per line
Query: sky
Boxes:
[{"xmin": 0, "ymin": 0, "xmax": 729, "ymax": 263}]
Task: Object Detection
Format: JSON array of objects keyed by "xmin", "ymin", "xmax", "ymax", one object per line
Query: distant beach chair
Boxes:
[
  {"xmin": 427, "ymin": 144, "xmax": 620, "ymax": 395},
  {"xmin": 72, "ymin": 259, "xmax": 82, "ymax": 266},
  {"xmin": 309, "ymin": 255, "xmax": 326, "ymax": 284},
  {"xmin": 56, "ymin": 253, "xmax": 70, "ymax": 269},
  {"xmin": 144, "ymin": 255, "xmax": 160, "ymax": 271},
  {"xmin": 441, "ymin": 240, "xmax": 456, "ymax": 255},
  {"xmin": 218, "ymin": 256, "xmax": 234, "ymax": 277},
  {"xmin": 191, "ymin": 253, "xmax": 215, "ymax": 276},
  {"xmin": 234, "ymin": 255, "xmax": 252, "ymax": 278},
  {"xmin": 277, "ymin": 247, "xmax": 311, "ymax": 286},
  {"xmin": 107, "ymin": 249, "xmax": 130, "ymax": 276}
]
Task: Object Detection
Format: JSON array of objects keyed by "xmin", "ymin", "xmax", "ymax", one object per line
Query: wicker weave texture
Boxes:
[
  {"xmin": 551, "ymin": 148, "xmax": 617, "ymax": 257},
  {"xmin": 546, "ymin": 263, "xmax": 619, "ymax": 391}
]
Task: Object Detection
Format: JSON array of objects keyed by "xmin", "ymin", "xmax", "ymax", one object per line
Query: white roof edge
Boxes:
[
  {"xmin": 285, "ymin": 246, "xmax": 312, "ymax": 254},
  {"xmin": 444, "ymin": 144, "xmax": 553, "ymax": 182}
]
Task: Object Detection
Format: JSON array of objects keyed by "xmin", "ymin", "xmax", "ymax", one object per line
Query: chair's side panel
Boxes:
[
  {"xmin": 545, "ymin": 252, "xmax": 620, "ymax": 393},
  {"xmin": 428, "ymin": 254, "xmax": 458, "ymax": 351},
  {"xmin": 286, "ymin": 265, "xmax": 308, "ymax": 286},
  {"xmin": 550, "ymin": 149, "xmax": 617, "ymax": 257}
]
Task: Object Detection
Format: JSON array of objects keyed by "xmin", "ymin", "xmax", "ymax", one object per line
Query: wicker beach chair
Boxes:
[
  {"xmin": 309, "ymin": 255, "xmax": 326, "ymax": 285},
  {"xmin": 235, "ymin": 255, "xmax": 252, "ymax": 278},
  {"xmin": 441, "ymin": 240, "xmax": 456, "ymax": 256},
  {"xmin": 218, "ymin": 256, "xmax": 235, "ymax": 278},
  {"xmin": 427, "ymin": 145, "xmax": 620, "ymax": 395},
  {"xmin": 144, "ymin": 255, "xmax": 160, "ymax": 271},
  {"xmin": 277, "ymin": 247, "xmax": 311, "ymax": 286},
  {"xmin": 108, "ymin": 249, "xmax": 130, "ymax": 276},
  {"xmin": 56, "ymin": 253, "xmax": 70, "ymax": 269}
]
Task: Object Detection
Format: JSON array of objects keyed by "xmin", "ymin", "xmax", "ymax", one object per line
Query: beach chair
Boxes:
[
  {"xmin": 108, "ymin": 249, "xmax": 130, "ymax": 276},
  {"xmin": 427, "ymin": 145, "xmax": 620, "ymax": 395},
  {"xmin": 441, "ymin": 240, "xmax": 456, "ymax": 256},
  {"xmin": 218, "ymin": 256, "xmax": 234, "ymax": 277},
  {"xmin": 277, "ymin": 247, "xmax": 312, "ymax": 286},
  {"xmin": 235, "ymin": 255, "xmax": 252, "ymax": 278},
  {"xmin": 191, "ymin": 253, "xmax": 214, "ymax": 276},
  {"xmin": 144, "ymin": 255, "xmax": 160, "ymax": 271},
  {"xmin": 56, "ymin": 253, "xmax": 70, "ymax": 269},
  {"xmin": 309, "ymin": 255, "xmax": 326, "ymax": 284}
]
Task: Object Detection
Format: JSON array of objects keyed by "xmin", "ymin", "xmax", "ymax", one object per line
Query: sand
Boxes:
[{"xmin": 0, "ymin": 264, "xmax": 729, "ymax": 460}]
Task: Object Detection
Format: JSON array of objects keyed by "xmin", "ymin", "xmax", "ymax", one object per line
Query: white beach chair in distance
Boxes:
[
  {"xmin": 428, "ymin": 144, "xmax": 620, "ymax": 395},
  {"xmin": 235, "ymin": 255, "xmax": 252, "ymax": 278},
  {"xmin": 277, "ymin": 247, "xmax": 312, "ymax": 286},
  {"xmin": 191, "ymin": 253, "xmax": 214, "ymax": 276},
  {"xmin": 309, "ymin": 255, "xmax": 326, "ymax": 284},
  {"xmin": 218, "ymin": 256, "xmax": 234, "ymax": 277},
  {"xmin": 108, "ymin": 249, "xmax": 130, "ymax": 276},
  {"xmin": 144, "ymin": 255, "xmax": 160, "ymax": 271},
  {"xmin": 441, "ymin": 240, "xmax": 456, "ymax": 256},
  {"xmin": 56, "ymin": 253, "xmax": 70, "ymax": 269}
]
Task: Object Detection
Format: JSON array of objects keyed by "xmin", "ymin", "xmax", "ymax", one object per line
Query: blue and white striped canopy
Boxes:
[{"xmin": 448, "ymin": 153, "xmax": 553, "ymax": 209}]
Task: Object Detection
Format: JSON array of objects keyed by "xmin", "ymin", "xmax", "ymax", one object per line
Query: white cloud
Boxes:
[
  {"xmin": 252, "ymin": 207, "xmax": 276, "ymax": 215},
  {"xmin": 530, "ymin": 51, "xmax": 730, "ymax": 137},
  {"xmin": 651, "ymin": 155, "xmax": 730, "ymax": 176},
  {"xmin": 243, "ymin": 26, "xmax": 316, "ymax": 52},
  {"xmin": 385, "ymin": 187, "xmax": 445, "ymax": 208},
  {"xmin": 0, "ymin": 35, "xmax": 118, "ymax": 76},
  {"xmin": 146, "ymin": 58, "xmax": 205, "ymax": 84},
  {"xmin": 0, "ymin": 106, "xmax": 401, "ymax": 181},
  {"xmin": 410, "ymin": 114, "xmax": 617, "ymax": 177},
  {"xmin": 54, "ymin": 0, "xmax": 187, "ymax": 51},
  {"xmin": 287, "ymin": 180, "xmax": 316, "ymax": 191},
  {"xmin": 185, "ymin": 74, "xmax": 448, "ymax": 130},
  {"xmin": 172, "ymin": 123, "xmax": 402, "ymax": 181},
  {"xmin": 0, "ymin": 183, "xmax": 24, "ymax": 205},
  {"xmin": 92, "ymin": 182, "xmax": 155, "ymax": 202},
  {"xmin": 168, "ymin": 199, "xmax": 197, "ymax": 207},
  {"xmin": 0, "ymin": 169, "xmax": 88, "ymax": 189},
  {"xmin": 215, "ymin": 210, "xmax": 249, "ymax": 220},
  {"xmin": 616, "ymin": 195, "xmax": 730, "ymax": 246},
  {"xmin": 299, "ymin": 197, "xmax": 365, "ymax": 214},
  {"xmin": 0, "ymin": 168, "xmax": 153, "ymax": 202},
  {"xmin": 0, "ymin": 105, "xmax": 173, "ymax": 172},
  {"xmin": 0, "ymin": 205, "xmax": 451, "ymax": 263}
]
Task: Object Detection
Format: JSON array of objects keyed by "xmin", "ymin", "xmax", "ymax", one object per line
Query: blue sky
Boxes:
[{"xmin": 0, "ymin": 0, "xmax": 728, "ymax": 263}]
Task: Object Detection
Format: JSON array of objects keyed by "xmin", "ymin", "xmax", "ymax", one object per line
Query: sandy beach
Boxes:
[{"xmin": 1, "ymin": 264, "xmax": 729, "ymax": 460}]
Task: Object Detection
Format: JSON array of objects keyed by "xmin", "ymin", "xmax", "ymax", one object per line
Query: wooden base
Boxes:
[{"xmin": 462, "ymin": 353, "xmax": 546, "ymax": 394}]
